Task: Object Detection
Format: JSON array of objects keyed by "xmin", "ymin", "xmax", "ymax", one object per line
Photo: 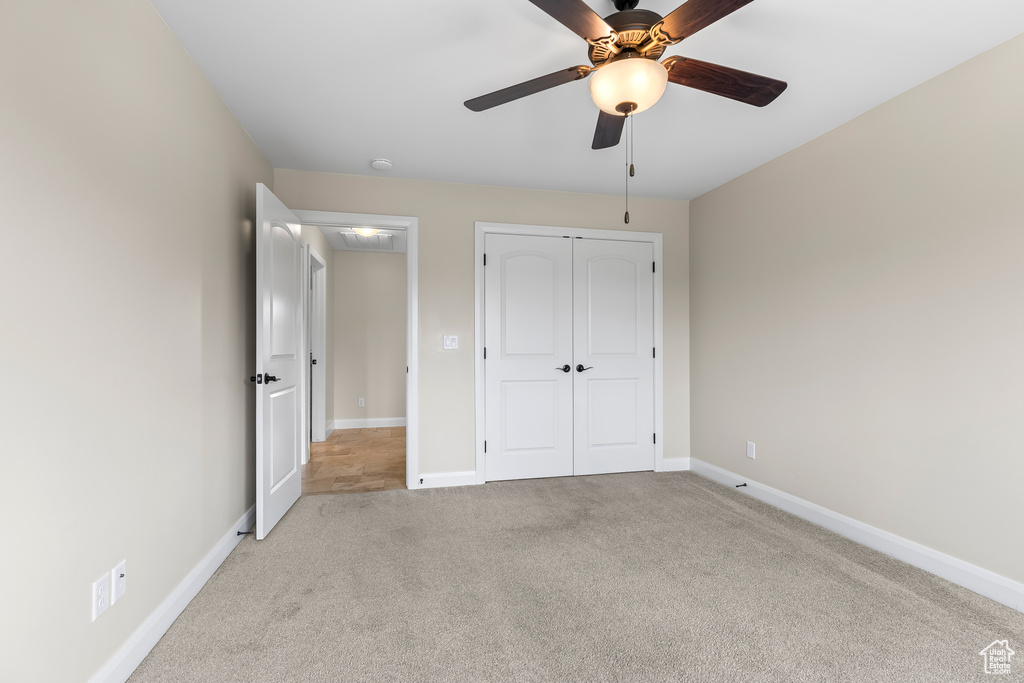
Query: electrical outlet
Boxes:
[
  {"xmin": 92, "ymin": 572, "xmax": 110, "ymax": 621},
  {"xmin": 111, "ymin": 560, "xmax": 127, "ymax": 604},
  {"xmin": 358, "ymin": 398, "xmax": 365, "ymax": 407},
  {"xmin": 746, "ymin": 441, "xmax": 756, "ymax": 460},
  {"xmin": 443, "ymin": 335, "xmax": 458, "ymax": 350}
]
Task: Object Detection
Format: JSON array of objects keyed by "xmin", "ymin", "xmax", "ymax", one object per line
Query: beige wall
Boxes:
[
  {"xmin": 0, "ymin": 1, "xmax": 273, "ymax": 680},
  {"xmin": 332, "ymin": 250, "xmax": 407, "ymax": 421},
  {"xmin": 301, "ymin": 225, "xmax": 335, "ymax": 423},
  {"xmin": 689, "ymin": 34, "xmax": 1024, "ymax": 584},
  {"xmin": 274, "ymin": 171, "xmax": 690, "ymax": 474}
]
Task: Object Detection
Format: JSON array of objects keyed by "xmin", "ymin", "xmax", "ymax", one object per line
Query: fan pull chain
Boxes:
[
  {"xmin": 629, "ymin": 113, "xmax": 635, "ymax": 178},
  {"xmin": 624, "ymin": 113, "xmax": 632, "ymax": 224}
]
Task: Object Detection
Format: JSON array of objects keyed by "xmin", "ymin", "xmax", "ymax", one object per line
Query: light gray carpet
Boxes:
[{"xmin": 130, "ymin": 473, "xmax": 1023, "ymax": 682}]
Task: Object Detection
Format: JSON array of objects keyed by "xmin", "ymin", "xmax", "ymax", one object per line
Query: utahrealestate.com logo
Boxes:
[{"xmin": 980, "ymin": 640, "xmax": 1015, "ymax": 675}]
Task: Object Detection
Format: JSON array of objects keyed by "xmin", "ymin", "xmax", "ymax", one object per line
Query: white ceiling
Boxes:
[{"xmin": 149, "ymin": 0, "xmax": 1024, "ymax": 200}]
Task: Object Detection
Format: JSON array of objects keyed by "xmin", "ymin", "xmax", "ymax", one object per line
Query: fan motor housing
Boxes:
[{"xmin": 589, "ymin": 9, "xmax": 666, "ymax": 65}]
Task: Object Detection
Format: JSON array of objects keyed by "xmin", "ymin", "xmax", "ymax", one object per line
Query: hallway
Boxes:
[{"xmin": 302, "ymin": 427, "xmax": 406, "ymax": 494}]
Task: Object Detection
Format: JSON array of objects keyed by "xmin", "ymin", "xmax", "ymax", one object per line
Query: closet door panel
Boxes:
[
  {"xmin": 484, "ymin": 234, "xmax": 574, "ymax": 481},
  {"xmin": 573, "ymin": 239, "xmax": 655, "ymax": 475}
]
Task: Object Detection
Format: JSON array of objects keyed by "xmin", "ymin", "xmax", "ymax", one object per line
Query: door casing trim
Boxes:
[
  {"xmin": 307, "ymin": 246, "xmax": 328, "ymax": 449},
  {"xmin": 474, "ymin": 221, "xmax": 665, "ymax": 484}
]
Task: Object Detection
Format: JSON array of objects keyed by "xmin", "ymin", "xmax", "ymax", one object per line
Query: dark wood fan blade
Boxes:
[
  {"xmin": 658, "ymin": 0, "xmax": 755, "ymax": 42},
  {"xmin": 592, "ymin": 110, "xmax": 626, "ymax": 149},
  {"xmin": 464, "ymin": 66, "xmax": 591, "ymax": 112},
  {"xmin": 663, "ymin": 56, "xmax": 786, "ymax": 106},
  {"xmin": 527, "ymin": 0, "xmax": 614, "ymax": 41}
]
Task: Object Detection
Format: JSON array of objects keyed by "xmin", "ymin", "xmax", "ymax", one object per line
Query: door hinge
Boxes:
[
  {"xmin": 653, "ymin": 347, "xmax": 656, "ymax": 358},
  {"xmin": 483, "ymin": 347, "xmax": 487, "ymax": 359},
  {"xmin": 653, "ymin": 433, "xmax": 657, "ymax": 444},
  {"xmin": 652, "ymin": 261, "xmax": 656, "ymax": 273},
  {"xmin": 483, "ymin": 253, "xmax": 487, "ymax": 266},
  {"xmin": 484, "ymin": 440, "xmax": 487, "ymax": 453}
]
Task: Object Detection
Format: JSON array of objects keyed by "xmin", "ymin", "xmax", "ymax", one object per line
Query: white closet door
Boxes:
[
  {"xmin": 484, "ymin": 234, "xmax": 574, "ymax": 481},
  {"xmin": 573, "ymin": 239, "xmax": 655, "ymax": 475}
]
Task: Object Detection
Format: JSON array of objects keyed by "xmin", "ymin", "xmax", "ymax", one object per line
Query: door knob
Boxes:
[
  {"xmin": 264, "ymin": 374, "xmax": 281, "ymax": 383},
  {"xmin": 557, "ymin": 364, "xmax": 571, "ymax": 373},
  {"xmin": 576, "ymin": 364, "xmax": 594, "ymax": 372}
]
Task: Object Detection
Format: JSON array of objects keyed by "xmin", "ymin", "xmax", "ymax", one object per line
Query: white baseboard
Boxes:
[
  {"xmin": 659, "ymin": 457, "xmax": 691, "ymax": 472},
  {"xmin": 415, "ymin": 460, "xmax": 694, "ymax": 488},
  {"xmin": 412, "ymin": 471, "xmax": 479, "ymax": 489},
  {"xmin": 689, "ymin": 459, "xmax": 1024, "ymax": 614},
  {"xmin": 330, "ymin": 417, "xmax": 407, "ymax": 430},
  {"xmin": 88, "ymin": 505, "xmax": 257, "ymax": 683}
]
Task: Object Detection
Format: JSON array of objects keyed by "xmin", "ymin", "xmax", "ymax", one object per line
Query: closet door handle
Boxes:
[
  {"xmin": 557, "ymin": 364, "xmax": 571, "ymax": 373},
  {"xmin": 576, "ymin": 364, "xmax": 594, "ymax": 372},
  {"xmin": 264, "ymin": 374, "xmax": 281, "ymax": 383}
]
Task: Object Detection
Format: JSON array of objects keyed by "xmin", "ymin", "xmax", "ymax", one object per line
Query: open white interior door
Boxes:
[{"xmin": 255, "ymin": 183, "xmax": 304, "ymax": 540}]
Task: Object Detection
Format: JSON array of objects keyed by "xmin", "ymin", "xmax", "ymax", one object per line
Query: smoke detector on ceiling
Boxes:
[{"xmin": 370, "ymin": 158, "xmax": 392, "ymax": 171}]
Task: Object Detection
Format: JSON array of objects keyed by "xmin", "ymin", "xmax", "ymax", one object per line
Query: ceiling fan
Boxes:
[{"xmin": 464, "ymin": 0, "xmax": 788, "ymax": 149}]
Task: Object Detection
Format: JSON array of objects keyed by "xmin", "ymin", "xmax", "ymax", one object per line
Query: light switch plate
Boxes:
[
  {"xmin": 746, "ymin": 441, "xmax": 756, "ymax": 459},
  {"xmin": 443, "ymin": 335, "xmax": 458, "ymax": 350},
  {"xmin": 111, "ymin": 560, "xmax": 126, "ymax": 604}
]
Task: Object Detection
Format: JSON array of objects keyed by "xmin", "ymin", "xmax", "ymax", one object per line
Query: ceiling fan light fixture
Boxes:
[
  {"xmin": 589, "ymin": 54, "xmax": 668, "ymax": 116},
  {"xmin": 352, "ymin": 227, "xmax": 380, "ymax": 237}
]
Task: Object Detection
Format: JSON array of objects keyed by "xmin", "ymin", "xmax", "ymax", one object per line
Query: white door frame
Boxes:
[
  {"xmin": 474, "ymin": 221, "xmax": 665, "ymax": 483},
  {"xmin": 293, "ymin": 209, "xmax": 420, "ymax": 491},
  {"xmin": 300, "ymin": 243, "xmax": 311, "ymax": 468},
  {"xmin": 308, "ymin": 246, "xmax": 328, "ymax": 449}
]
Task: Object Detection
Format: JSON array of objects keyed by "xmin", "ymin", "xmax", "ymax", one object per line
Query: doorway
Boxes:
[
  {"xmin": 295, "ymin": 210, "xmax": 418, "ymax": 494},
  {"xmin": 475, "ymin": 222, "xmax": 666, "ymax": 483}
]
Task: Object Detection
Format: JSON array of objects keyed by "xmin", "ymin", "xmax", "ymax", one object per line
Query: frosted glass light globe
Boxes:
[{"xmin": 590, "ymin": 55, "xmax": 669, "ymax": 116}]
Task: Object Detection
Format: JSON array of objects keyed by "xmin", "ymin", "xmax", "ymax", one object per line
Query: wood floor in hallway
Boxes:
[{"xmin": 302, "ymin": 427, "xmax": 406, "ymax": 495}]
